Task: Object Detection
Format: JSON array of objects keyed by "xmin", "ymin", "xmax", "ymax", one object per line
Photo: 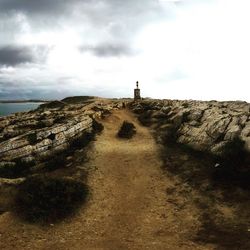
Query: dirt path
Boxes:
[{"xmin": 0, "ymin": 110, "xmax": 213, "ymax": 250}]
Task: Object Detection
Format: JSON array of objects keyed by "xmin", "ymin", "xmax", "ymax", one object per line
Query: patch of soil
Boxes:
[{"xmin": 160, "ymin": 143, "xmax": 250, "ymax": 250}]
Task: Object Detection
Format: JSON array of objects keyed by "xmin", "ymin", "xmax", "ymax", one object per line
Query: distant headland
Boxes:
[{"xmin": 0, "ymin": 99, "xmax": 50, "ymax": 103}]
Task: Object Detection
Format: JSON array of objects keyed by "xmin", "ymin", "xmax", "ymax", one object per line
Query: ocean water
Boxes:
[{"xmin": 0, "ymin": 103, "xmax": 43, "ymax": 117}]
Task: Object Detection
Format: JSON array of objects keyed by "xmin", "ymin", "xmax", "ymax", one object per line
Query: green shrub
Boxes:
[
  {"xmin": 0, "ymin": 159, "xmax": 35, "ymax": 178},
  {"xmin": 61, "ymin": 96, "xmax": 94, "ymax": 104},
  {"xmin": 44, "ymin": 153, "xmax": 67, "ymax": 171},
  {"xmin": 14, "ymin": 176, "xmax": 89, "ymax": 223},
  {"xmin": 54, "ymin": 116, "xmax": 66, "ymax": 124},
  {"xmin": 138, "ymin": 111, "xmax": 153, "ymax": 126},
  {"xmin": 38, "ymin": 101, "xmax": 66, "ymax": 110},
  {"xmin": 27, "ymin": 133, "xmax": 37, "ymax": 145},
  {"xmin": 221, "ymin": 138, "xmax": 245, "ymax": 162},
  {"xmin": 93, "ymin": 119, "xmax": 104, "ymax": 134},
  {"xmin": 212, "ymin": 138, "xmax": 250, "ymax": 188},
  {"xmin": 69, "ymin": 132, "xmax": 94, "ymax": 150},
  {"xmin": 118, "ymin": 121, "xmax": 136, "ymax": 139},
  {"xmin": 36, "ymin": 120, "xmax": 48, "ymax": 129}
]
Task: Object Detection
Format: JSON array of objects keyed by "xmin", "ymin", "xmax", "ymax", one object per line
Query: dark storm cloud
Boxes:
[
  {"xmin": 0, "ymin": 46, "xmax": 33, "ymax": 66},
  {"xmin": 0, "ymin": 0, "xmax": 174, "ymax": 100},
  {"xmin": 0, "ymin": 0, "xmax": 165, "ymax": 29},
  {"xmin": 0, "ymin": 45, "xmax": 50, "ymax": 66},
  {"xmin": 0, "ymin": 0, "xmax": 168, "ymax": 44},
  {"xmin": 0, "ymin": 0, "xmax": 159, "ymax": 15},
  {"xmin": 0, "ymin": 0, "xmax": 86, "ymax": 14}
]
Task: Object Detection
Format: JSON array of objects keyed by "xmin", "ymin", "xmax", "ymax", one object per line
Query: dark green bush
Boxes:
[
  {"xmin": 138, "ymin": 111, "xmax": 153, "ymax": 126},
  {"xmin": 118, "ymin": 121, "xmax": 136, "ymax": 139},
  {"xmin": 93, "ymin": 119, "xmax": 104, "ymax": 134},
  {"xmin": 54, "ymin": 116, "xmax": 66, "ymax": 124},
  {"xmin": 212, "ymin": 138, "xmax": 250, "ymax": 189},
  {"xmin": 61, "ymin": 96, "xmax": 94, "ymax": 104},
  {"xmin": 36, "ymin": 120, "xmax": 46, "ymax": 129},
  {"xmin": 0, "ymin": 159, "xmax": 35, "ymax": 178},
  {"xmin": 14, "ymin": 176, "xmax": 89, "ymax": 223},
  {"xmin": 38, "ymin": 101, "xmax": 66, "ymax": 110},
  {"xmin": 44, "ymin": 153, "xmax": 67, "ymax": 171},
  {"xmin": 221, "ymin": 138, "xmax": 246, "ymax": 163},
  {"xmin": 27, "ymin": 133, "xmax": 37, "ymax": 145},
  {"xmin": 0, "ymin": 163, "xmax": 18, "ymax": 178},
  {"xmin": 69, "ymin": 132, "xmax": 94, "ymax": 149}
]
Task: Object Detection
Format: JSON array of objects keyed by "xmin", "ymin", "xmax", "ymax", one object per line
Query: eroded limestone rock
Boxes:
[{"xmin": 131, "ymin": 99, "xmax": 250, "ymax": 156}]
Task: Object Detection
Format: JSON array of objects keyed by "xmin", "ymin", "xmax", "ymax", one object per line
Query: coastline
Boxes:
[{"xmin": 0, "ymin": 100, "xmax": 50, "ymax": 103}]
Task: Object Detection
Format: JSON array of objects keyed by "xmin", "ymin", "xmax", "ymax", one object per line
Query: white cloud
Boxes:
[
  {"xmin": 0, "ymin": 0, "xmax": 249, "ymax": 101},
  {"xmin": 130, "ymin": 0, "xmax": 250, "ymax": 101}
]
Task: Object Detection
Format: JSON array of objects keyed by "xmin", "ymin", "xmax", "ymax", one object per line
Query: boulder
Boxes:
[
  {"xmin": 205, "ymin": 115, "xmax": 231, "ymax": 140},
  {"xmin": 187, "ymin": 109, "xmax": 204, "ymax": 121},
  {"xmin": 169, "ymin": 111, "xmax": 183, "ymax": 128},
  {"xmin": 224, "ymin": 125, "xmax": 242, "ymax": 140}
]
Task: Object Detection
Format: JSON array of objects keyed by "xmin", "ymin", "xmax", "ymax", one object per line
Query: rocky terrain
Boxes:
[
  {"xmin": 0, "ymin": 97, "xmax": 123, "ymax": 178},
  {"xmin": 1, "ymin": 97, "xmax": 249, "ymax": 174},
  {"xmin": 131, "ymin": 99, "xmax": 250, "ymax": 156},
  {"xmin": 0, "ymin": 97, "xmax": 250, "ymax": 249}
]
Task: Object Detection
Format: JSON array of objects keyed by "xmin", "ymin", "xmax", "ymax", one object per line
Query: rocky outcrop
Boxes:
[
  {"xmin": 131, "ymin": 99, "xmax": 250, "ymax": 156},
  {"xmin": 0, "ymin": 98, "xmax": 123, "ymax": 174},
  {"xmin": 0, "ymin": 116, "xmax": 93, "ymax": 162}
]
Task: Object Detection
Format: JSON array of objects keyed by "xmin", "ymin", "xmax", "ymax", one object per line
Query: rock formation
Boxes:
[
  {"xmin": 1, "ymin": 96, "xmax": 249, "ymax": 177},
  {"xmin": 0, "ymin": 97, "xmax": 123, "ymax": 174},
  {"xmin": 130, "ymin": 99, "xmax": 250, "ymax": 156}
]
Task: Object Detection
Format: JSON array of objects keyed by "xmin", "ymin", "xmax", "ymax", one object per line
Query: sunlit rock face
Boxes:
[{"xmin": 130, "ymin": 99, "xmax": 250, "ymax": 156}]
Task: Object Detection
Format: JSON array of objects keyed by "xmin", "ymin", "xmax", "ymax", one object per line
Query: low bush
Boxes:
[
  {"xmin": 36, "ymin": 120, "xmax": 47, "ymax": 129},
  {"xmin": 14, "ymin": 176, "xmax": 89, "ymax": 223},
  {"xmin": 61, "ymin": 96, "xmax": 95, "ymax": 104},
  {"xmin": 138, "ymin": 111, "xmax": 153, "ymax": 126},
  {"xmin": 220, "ymin": 138, "xmax": 246, "ymax": 164},
  {"xmin": 118, "ymin": 121, "xmax": 136, "ymax": 139},
  {"xmin": 0, "ymin": 159, "xmax": 35, "ymax": 178},
  {"xmin": 92, "ymin": 119, "xmax": 104, "ymax": 134},
  {"xmin": 69, "ymin": 132, "xmax": 95, "ymax": 150},
  {"xmin": 27, "ymin": 133, "xmax": 37, "ymax": 145},
  {"xmin": 54, "ymin": 116, "xmax": 66, "ymax": 124},
  {"xmin": 38, "ymin": 101, "xmax": 66, "ymax": 110},
  {"xmin": 211, "ymin": 138, "xmax": 250, "ymax": 189},
  {"xmin": 43, "ymin": 152, "xmax": 67, "ymax": 171}
]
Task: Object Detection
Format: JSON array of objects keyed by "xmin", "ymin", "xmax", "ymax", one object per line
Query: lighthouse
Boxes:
[{"xmin": 134, "ymin": 81, "xmax": 141, "ymax": 101}]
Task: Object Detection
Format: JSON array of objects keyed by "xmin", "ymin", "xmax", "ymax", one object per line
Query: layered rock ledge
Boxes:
[
  {"xmin": 1, "ymin": 97, "xmax": 249, "ymax": 176},
  {"xmin": 130, "ymin": 99, "xmax": 250, "ymax": 156},
  {"xmin": 0, "ymin": 97, "xmax": 122, "ymax": 174}
]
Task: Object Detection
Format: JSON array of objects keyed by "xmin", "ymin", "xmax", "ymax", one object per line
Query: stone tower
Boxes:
[{"xmin": 134, "ymin": 81, "xmax": 141, "ymax": 101}]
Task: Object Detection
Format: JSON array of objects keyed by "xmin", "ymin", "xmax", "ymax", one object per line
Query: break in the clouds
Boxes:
[{"xmin": 0, "ymin": 0, "xmax": 249, "ymax": 101}]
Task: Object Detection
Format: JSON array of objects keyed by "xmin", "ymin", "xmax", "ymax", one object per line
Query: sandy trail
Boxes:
[{"xmin": 0, "ymin": 109, "xmax": 211, "ymax": 250}]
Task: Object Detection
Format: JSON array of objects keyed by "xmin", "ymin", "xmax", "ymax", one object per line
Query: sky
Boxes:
[{"xmin": 0, "ymin": 0, "xmax": 249, "ymax": 101}]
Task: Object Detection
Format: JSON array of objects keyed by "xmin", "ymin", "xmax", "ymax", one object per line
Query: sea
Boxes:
[{"xmin": 0, "ymin": 103, "xmax": 43, "ymax": 117}]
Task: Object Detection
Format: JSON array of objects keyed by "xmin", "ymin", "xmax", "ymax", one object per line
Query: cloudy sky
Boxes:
[{"xmin": 0, "ymin": 0, "xmax": 249, "ymax": 101}]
